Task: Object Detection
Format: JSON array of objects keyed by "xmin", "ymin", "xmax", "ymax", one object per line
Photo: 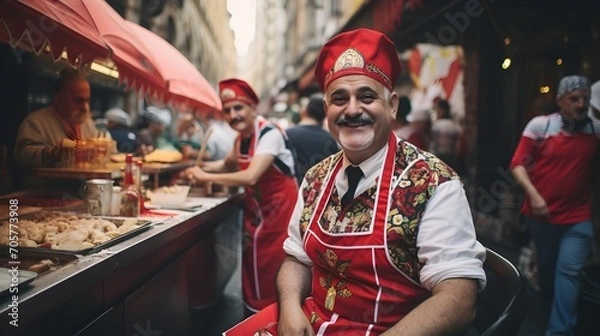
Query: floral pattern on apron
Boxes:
[{"xmin": 298, "ymin": 135, "xmax": 457, "ymax": 333}]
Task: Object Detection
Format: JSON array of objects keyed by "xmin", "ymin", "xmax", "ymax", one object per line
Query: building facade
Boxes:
[
  {"xmin": 243, "ymin": 0, "xmax": 365, "ymax": 106},
  {"xmin": 110, "ymin": 0, "xmax": 237, "ymax": 86}
]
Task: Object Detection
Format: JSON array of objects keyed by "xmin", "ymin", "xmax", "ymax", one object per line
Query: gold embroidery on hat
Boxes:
[
  {"xmin": 334, "ymin": 48, "xmax": 365, "ymax": 73},
  {"xmin": 220, "ymin": 88, "xmax": 236, "ymax": 100},
  {"xmin": 366, "ymin": 63, "xmax": 391, "ymax": 87}
]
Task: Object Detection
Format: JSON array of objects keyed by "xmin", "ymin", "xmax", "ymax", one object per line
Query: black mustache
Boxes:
[
  {"xmin": 229, "ymin": 117, "xmax": 244, "ymax": 126},
  {"xmin": 336, "ymin": 114, "xmax": 374, "ymax": 126}
]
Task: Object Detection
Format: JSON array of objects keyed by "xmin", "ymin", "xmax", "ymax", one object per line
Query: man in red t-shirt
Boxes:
[{"xmin": 510, "ymin": 75, "xmax": 600, "ymax": 336}]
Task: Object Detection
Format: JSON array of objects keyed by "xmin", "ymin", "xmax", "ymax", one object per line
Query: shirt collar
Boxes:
[{"xmin": 341, "ymin": 139, "xmax": 389, "ymax": 180}]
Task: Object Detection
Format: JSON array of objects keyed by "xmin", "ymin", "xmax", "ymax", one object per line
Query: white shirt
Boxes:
[
  {"xmin": 252, "ymin": 119, "xmax": 296, "ymax": 175},
  {"xmin": 205, "ymin": 121, "xmax": 237, "ymax": 161},
  {"xmin": 283, "ymin": 140, "xmax": 486, "ymax": 290}
]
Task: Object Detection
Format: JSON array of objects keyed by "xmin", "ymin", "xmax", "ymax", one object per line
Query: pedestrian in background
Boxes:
[
  {"xmin": 404, "ymin": 108, "xmax": 432, "ymax": 151},
  {"xmin": 510, "ymin": 75, "xmax": 600, "ymax": 335},
  {"xmin": 286, "ymin": 94, "xmax": 339, "ymax": 183},
  {"xmin": 430, "ymin": 98, "xmax": 463, "ymax": 171},
  {"xmin": 105, "ymin": 107, "xmax": 137, "ymax": 153},
  {"xmin": 136, "ymin": 106, "xmax": 176, "ymax": 154},
  {"xmin": 184, "ymin": 78, "xmax": 298, "ymax": 314}
]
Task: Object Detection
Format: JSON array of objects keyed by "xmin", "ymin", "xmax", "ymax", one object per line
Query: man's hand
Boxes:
[
  {"xmin": 183, "ymin": 166, "xmax": 209, "ymax": 183},
  {"xmin": 61, "ymin": 138, "xmax": 77, "ymax": 149},
  {"xmin": 277, "ymin": 306, "xmax": 314, "ymax": 336},
  {"xmin": 201, "ymin": 160, "xmax": 223, "ymax": 172},
  {"xmin": 276, "ymin": 256, "xmax": 314, "ymax": 336},
  {"xmin": 42, "ymin": 143, "xmax": 66, "ymax": 166},
  {"xmin": 530, "ymin": 193, "xmax": 550, "ymax": 219}
]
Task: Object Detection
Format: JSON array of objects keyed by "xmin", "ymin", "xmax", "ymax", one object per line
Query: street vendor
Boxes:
[
  {"xmin": 184, "ymin": 78, "xmax": 298, "ymax": 313},
  {"xmin": 224, "ymin": 28, "xmax": 486, "ymax": 335},
  {"xmin": 14, "ymin": 68, "xmax": 99, "ymax": 168}
]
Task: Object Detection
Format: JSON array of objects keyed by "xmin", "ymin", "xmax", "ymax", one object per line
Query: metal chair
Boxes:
[{"xmin": 467, "ymin": 247, "xmax": 528, "ymax": 335}]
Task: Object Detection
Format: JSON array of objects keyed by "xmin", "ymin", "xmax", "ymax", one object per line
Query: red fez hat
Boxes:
[
  {"xmin": 314, "ymin": 28, "xmax": 401, "ymax": 92},
  {"xmin": 218, "ymin": 78, "xmax": 259, "ymax": 107}
]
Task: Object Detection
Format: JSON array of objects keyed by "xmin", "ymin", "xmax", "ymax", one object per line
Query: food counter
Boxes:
[
  {"xmin": 31, "ymin": 166, "xmax": 122, "ymax": 180},
  {"xmin": 141, "ymin": 161, "xmax": 197, "ymax": 189},
  {"xmin": 30, "ymin": 160, "xmax": 197, "ymax": 188},
  {"xmin": 0, "ymin": 193, "xmax": 243, "ymax": 336}
]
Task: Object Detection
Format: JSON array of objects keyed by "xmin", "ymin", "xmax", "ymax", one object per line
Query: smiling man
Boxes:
[
  {"xmin": 224, "ymin": 28, "xmax": 486, "ymax": 336},
  {"xmin": 184, "ymin": 78, "xmax": 298, "ymax": 314},
  {"xmin": 510, "ymin": 75, "xmax": 600, "ymax": 336}
]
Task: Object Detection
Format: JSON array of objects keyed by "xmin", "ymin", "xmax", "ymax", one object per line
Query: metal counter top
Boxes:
[
  {"xmin": 31, "ymin": 166, "xmax": 121, "ymax": 180},
  {"xmin": 30, "ymin": 160, "xmax": 197, "ymax": 187},
  {"xmin": 0, "ymin": 193, "xmax": 243, "ymax": 331}
]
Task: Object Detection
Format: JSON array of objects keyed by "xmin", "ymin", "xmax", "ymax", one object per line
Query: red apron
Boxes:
[
  {"xmin": 239, "ymin": 118, "xmax": 299, "ymax": 311},
  {"xmin": 225, "ymin": 134, "xmax": 429, "ymax": 335},
  {"xmin": 303, "ymin": 134, "xmax": 428, "ymax": 334}
]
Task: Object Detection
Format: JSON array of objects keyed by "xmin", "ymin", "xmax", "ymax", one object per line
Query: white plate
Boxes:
[{"xmin": 144, "ymin": 198, "xmax": 204, "ymax": 210}]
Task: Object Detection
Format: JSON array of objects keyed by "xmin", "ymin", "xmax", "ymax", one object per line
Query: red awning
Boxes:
[
  {"xmin": 0, "ymin": 0, "xmax": 166, "ymax": 99},
  {"xmin": 0, "ymin": 0, "xmax": 110, "ymax": 66},
  {"xmin": 125, "ymin": 22, "xmax": 222, "ymax": 113},
  {"xmin": 81, "ymin": 0, "xmax": 166, "ymax": 98}
]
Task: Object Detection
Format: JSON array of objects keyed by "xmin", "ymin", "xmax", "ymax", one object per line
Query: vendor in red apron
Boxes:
[
  {"xmin": 184, "ymin": 78, "xmax": 298, "ymax": 313},
  {"xmin": 224, "ymin": 29, "xmax": 486, "ymax": 335}
]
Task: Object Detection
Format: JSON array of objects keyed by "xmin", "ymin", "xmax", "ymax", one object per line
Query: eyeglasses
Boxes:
[{"xmin": 223, "ymin": 104, "xmax": 244, "ymax": 114}]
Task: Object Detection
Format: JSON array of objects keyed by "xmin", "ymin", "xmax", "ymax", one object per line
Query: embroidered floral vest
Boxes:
[{"xmin": 299, "ymin": 139, "xmax": 458, "ymax": 283}]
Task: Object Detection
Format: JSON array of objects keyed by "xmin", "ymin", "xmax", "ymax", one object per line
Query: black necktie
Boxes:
[{"xmin": 341, "ymin": 166, "xmax": 363, "ymax": 208}]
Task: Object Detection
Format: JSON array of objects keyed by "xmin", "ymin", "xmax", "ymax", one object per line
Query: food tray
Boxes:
[
  {"xmin": 0, "ymin": 190, "xmax": 85, "ymax": 219},
  {"xmin": 0, "ymin": 267, "xmax": 37, "ymax": 297},
  {"xmin": 0, "ymin": 213, "xmax": 154, "ymax": 255},
  {"xmin": 0, "ymin": 249, "xmax": 78, "ymax": 274}
]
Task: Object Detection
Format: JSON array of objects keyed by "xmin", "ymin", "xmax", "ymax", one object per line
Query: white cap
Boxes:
[
  {"xmin": 144, "ymin": 106, "xmax": 172, "ymax": 126},
  {"xmin": 105, "ymin": 108, "xmax": 132, "ymax": 127},
  {"xmin": 406, "ymin": 109, "xmax": 431, "ymax": 123}
]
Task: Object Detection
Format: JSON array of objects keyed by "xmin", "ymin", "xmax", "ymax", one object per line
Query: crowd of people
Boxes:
[
  {"xmin": 392, "ymin": 94, "xmax": 469, "ymax": 177},
  {"xmin": 10, "ymin": 26, "xmax": 600, "ymax": 336},
  {"xmin": 13, "ymin": 68, "xmax": 237, "ymax": 172}
]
